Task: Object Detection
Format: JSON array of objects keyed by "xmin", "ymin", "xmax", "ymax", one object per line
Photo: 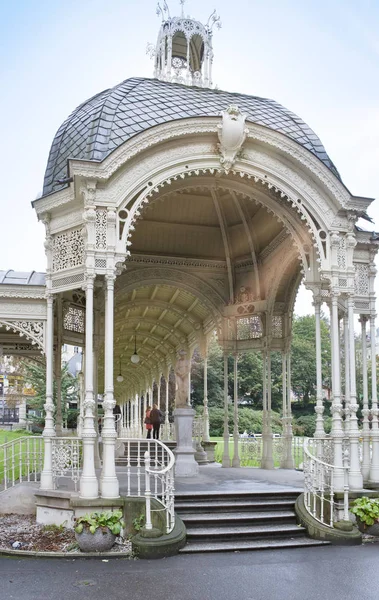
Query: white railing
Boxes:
[
  {"xmin": 303, "ymin": 437, "xmax": 350, "ymax": 528},
  {"xmin": 240, "ymin": 435, "xmax": 307, "ymax": 468},
  {"xmin": 0, "ymin": 436, "xmax": 44, "ymax": 491},
  {"xmin": 52, "ymin": 437, "xmax": 82, "ymax": 491},
  {"xmin": 118, "ymin": 438, "xmax": 175, "ymax": 533}
]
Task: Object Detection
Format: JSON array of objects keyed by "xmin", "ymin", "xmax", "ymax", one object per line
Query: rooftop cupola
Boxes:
[{"xmin": 149, "ymin": 0, "xmax": 221, "ymax": 88}]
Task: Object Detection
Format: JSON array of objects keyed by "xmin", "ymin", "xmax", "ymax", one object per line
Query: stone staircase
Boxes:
[
  {"xmin": 175, "ymin": 490, "xmax": 329, "ymax": 553},
  {"xmin": 115, "ymin": 440, "xmax": 177, "ymax": 466}
]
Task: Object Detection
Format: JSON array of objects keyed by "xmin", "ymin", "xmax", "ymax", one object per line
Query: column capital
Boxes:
[{"xmin": 83, "ymin": 273, "xmax": 96, "ymax": 289}]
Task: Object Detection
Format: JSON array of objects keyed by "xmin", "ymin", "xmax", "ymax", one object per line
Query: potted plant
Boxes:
[
  {"xmin": 74, "ymin": 510, "xmax": 125, "ymax": 552},
  {"xmin": 350, "ymin": 496, "xmax": 379, "ymax": 535}
]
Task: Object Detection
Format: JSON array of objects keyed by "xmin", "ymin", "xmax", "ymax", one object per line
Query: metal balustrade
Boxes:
[
  {"xmin": 1, "ymin": 435, "xmax": 175, "ymax": 532},
  {"xmin": 118, "ymin": 438, "xmax": 175, "ymax": 533},
  {"xmin": 0, "ymin": 436, "xmax": 44, "ymax": 491},
  {"xmin": 240, "ymin": 435, "xmax": 307, "ymax": 468},
  {"xmin": 303, "ymin": 437, "xmax": 350, "ymax": 528},
  {"xmin": 51, "ymin": 437, "xmax": 82, "ymax": 491}
]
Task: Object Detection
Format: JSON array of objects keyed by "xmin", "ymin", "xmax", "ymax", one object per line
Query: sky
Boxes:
[{"xmin": 1, "ymin": 0, "xmax": 378, "ymax": 316}]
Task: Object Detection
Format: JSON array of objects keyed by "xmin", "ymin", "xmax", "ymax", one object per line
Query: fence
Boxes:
[
  {"xmin": 239, "ymin": 435, "xmax": 307, "ymax": 468},
  {"xmin": 0, "ymin": 435, "xmax": 43, "ymax": 490}
]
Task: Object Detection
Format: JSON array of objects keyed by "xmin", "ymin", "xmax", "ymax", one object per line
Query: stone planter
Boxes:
[
  {"xmin": 356, "ymin": 519, "xmax": 379, "ymax": 536},
  {"xmin": 75, "ymin": 527, "xmax": 116, "ymax": 552}
]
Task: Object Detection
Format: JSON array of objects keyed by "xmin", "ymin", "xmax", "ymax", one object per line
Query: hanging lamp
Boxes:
[
  {"xmin": 131, "ymin": 334, "xmax": 140, "ymax": 364},
  {"xmin": 116, "ymin": 357, "xmax": 124, "ymax": 383}
]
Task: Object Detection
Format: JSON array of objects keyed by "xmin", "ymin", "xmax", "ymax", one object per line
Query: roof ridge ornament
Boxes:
[
  {"xmin": 148, "ymin": 2, "xmax": 221, "ymax": 88},
  {"xmin": 217, "ymin": 105, "xmax": 249, "ymax": 174}
]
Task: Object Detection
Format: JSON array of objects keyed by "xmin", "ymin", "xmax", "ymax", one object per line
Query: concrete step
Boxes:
[
  {"xmin": 175, "ymin": 499, "xmax": 297, "ymax": 512},
  {"xmin": 179, "ymin": 537, "xmax": 330, "ymax": 554},
  {"xmin": 186, "ymin": 523, "xmax": 305, "ymax": 540},
  {"xmin": 179, "ymin": 510, "xmax": 296, "ymax": 526}
]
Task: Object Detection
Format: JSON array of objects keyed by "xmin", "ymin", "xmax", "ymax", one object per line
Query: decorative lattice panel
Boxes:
[
  {"xmin": 237, "ymin": 315, "xmax": 262, "ymax": 340},
  {"xmin": 52, "ymin": 228, "xmax": 84, "ymax": 272},
  {"xmin": 337, "ymin": 237, "xmax": 346, "ymax": 269},
  {"xmin": 272, "ymin": 316, "xmax": 283, "ymax": 338},
  {"xmin": 63, "ymin": 305, "xmax": 85, "ymax": 333},
  {"xmin": 95, "ymin": 209, "xmax": 107, "ymax": 250},
  {"xmin": 354, "ymin": 263, "xmax": 369, "ymax": 296}
]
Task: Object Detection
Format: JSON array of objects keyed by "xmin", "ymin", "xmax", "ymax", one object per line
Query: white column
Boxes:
[
  {"xmin": 232, "ymin": 353, "xmax": 240, "ymax": 467},
  {"xmin": 360, "ymin": 316, "xmax": 370, "ymax": 480},
  {"xmin": 188, "ymin": 370, "xmax": 191, "ymax": 406},
  {"xmin": 314, "ymin": 297, "xmax": 325, "ymax": 437},
  {"xmin": 100, "ymin": 275, "xmax": 119, "ymax": 498},
  {"xmin": 55, "ymin": 294, "xmax": 63, "ymax": 436},
  {"xmin": 347, "ymin": 296, "xmax": 363, "ymax": 489},
  {"xmin": 369, "ymin": 313, "xmax": 379, "ymax": 483},
  {"xmin": 281, "ymin": 351, "xmax": 294, "ymax": 469},
  {"xmin": 164, "ymin": 373, "xmax": 170, "ymax": 439},
  {"xmin": 343, "ymin": 314, "xmax": 350, "ymax": 433},
  {"xmin": 157, "ymin": 377, "xmax": 161, "ymax": 409},
  {"xmin": 261, "ymin": 351, "xmax": 267, "ymax": 466},
  {"xmin": 329, "ymin": 295, "xmax": 345, "ymax": 490},
  {"xmin": 203, "ymin": 350, "xmax": 210, "ymax": 442},
  {"xmin": 221, "ymin": 352, "xmax": 230, "ymax": 467},
  {"xmin": 93, "ymin": 335, "xmax": 101, "ymax": 469},
  {"xmin": 262, "ymin": 350, "xmax": 274, "ymax": 469},
  {"xmin": 40, "ymin": 292, "xmax": 56, "ymax": 490},
  {"xmin": 186, "ymin": 38, "xmax": 190, "ymax": 83},
  {"xmin": 167, "ymin": 35, "xmax": 172, "ymax": 79},
  {"xmin": 79, "ymin": 277, "xmax": 99, "ymax": 498},
  {"xmin": 286, "ymin": 351, "xmax": 294, "ymax": 467}
]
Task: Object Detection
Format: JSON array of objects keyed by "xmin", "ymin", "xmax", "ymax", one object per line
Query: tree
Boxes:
[
  {"xmin": 291, "ymin": 314, "xmax": 331, "ymax": 408},
  {"xmin": 22, "ymin": 361, "xmax": 78, "ymax": 423}
]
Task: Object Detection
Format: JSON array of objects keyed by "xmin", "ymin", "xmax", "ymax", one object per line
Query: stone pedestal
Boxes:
[
  {"xmin": 201, "ymin": 440, "xmax": 217, "ymax": 463},
  {"xmin": 194, "ymin": 440, "xmax": 208, "ymax": 464},
  {"xmin": 174, "ymin": 407, "xmax": 199, "ymax": 477}
]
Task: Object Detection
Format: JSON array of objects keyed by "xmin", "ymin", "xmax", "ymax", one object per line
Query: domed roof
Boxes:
[{"xmin": 43, "ymin": 77, "xmax": 339, "ymax": 196}]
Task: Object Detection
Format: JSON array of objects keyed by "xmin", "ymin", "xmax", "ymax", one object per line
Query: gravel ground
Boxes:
[{"xmin": 0, "ymin": 514, "xmax": 133, "ymax": 554}]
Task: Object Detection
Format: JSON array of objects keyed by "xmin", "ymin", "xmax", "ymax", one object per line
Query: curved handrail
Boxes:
[
  {"xmin": 303, "ymin": 437, "xmax": 349, "ymax": 528},
  {"xmin": 145, "ymin": 439, "xmax": 175, "ymax": 476}
]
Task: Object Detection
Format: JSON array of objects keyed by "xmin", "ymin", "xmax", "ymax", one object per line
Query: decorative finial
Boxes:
[
  {"xmin": 150, "ymin": 2, "xmax": 220, "ymax": 88},
  {"xmin": 206, "ymin": 9, "xmax": 222, "ymax": 31},
  {"xmin": 156, "ymin": 3, "xmax": 164, "ymax": 21}
]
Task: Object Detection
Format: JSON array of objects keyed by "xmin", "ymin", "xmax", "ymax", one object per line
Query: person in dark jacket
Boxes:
[{"xmin": 149, "ymin": 404, "xmax": 163, "ymax": 440}]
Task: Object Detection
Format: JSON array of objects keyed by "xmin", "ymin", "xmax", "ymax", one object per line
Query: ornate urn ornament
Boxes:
[{"xmin": 217, "ymin": 105, "xmax": 248, "ymax": 173}]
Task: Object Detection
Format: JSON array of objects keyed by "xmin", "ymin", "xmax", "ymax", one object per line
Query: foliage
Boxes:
[
  {"xmin": 74, "ymin": 510, "xmax": 125, "ymax": 535},
  {"xmin": 291, "ymin": 314, "xmax": 331, "ymax": 405},
  {"xmin": 208, "ymin": 406, "xmax": 283, "ymax": 437},
  {"xmin": 350, "ymin": 497, "xmax": 379, "ymax": 527},
  {"xmin": 293, "ymin": 414, "xmax": 332, "ymax": 437},
  {"xmin": 132, "ymin": 513, "xmax": 145, "ymax": 531},
  {"xmin": 66, "ymin": 409, "xmax": 79, "ymax": 429},
  {"xmin": 21, "ymin": 361, "xmax": 78, "ymax": 424}
]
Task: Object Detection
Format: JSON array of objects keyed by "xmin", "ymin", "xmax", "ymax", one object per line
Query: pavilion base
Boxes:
[{"xmin": 174, "ymin": 407, "xmax": 199, "ymax": 477}]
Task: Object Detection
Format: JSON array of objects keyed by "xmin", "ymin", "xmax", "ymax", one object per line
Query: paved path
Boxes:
[{"xmin": 1, "ymin": 544, "xmax": 378, "ymax": 600}]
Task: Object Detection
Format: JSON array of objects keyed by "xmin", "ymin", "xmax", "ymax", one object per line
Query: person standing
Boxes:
[
  {"xmin": 150, "ymin": 404, "xmax": 163, "ymax": 440},
  {"xmin": 145, "ymin": 406, "xmax": 153, "ymax": 439}
]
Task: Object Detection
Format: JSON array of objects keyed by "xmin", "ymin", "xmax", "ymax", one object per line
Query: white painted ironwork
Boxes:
[
  {"xmin": 303, "ymin": 437, "xmax": 349, "ymax": 528},
  {"xmin": 120, "ymin": 438, "xmax": 175, "ymax": 533},
  {"xmin": 240, "ymin": 435, "xmax": 306, "ymax": 468},
  {"xmin": 51, "ymin": 437, "xmax": 82, "ymax": 491},
  {"xmin": 0, "ymin": 436, "xmax": 44, "ymax": 491}
]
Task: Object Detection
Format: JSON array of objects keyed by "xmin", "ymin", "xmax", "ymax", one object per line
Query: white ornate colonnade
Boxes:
[{"xmin": 29, "ymin": 90, "xmax": 379, "ymax": 498}]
